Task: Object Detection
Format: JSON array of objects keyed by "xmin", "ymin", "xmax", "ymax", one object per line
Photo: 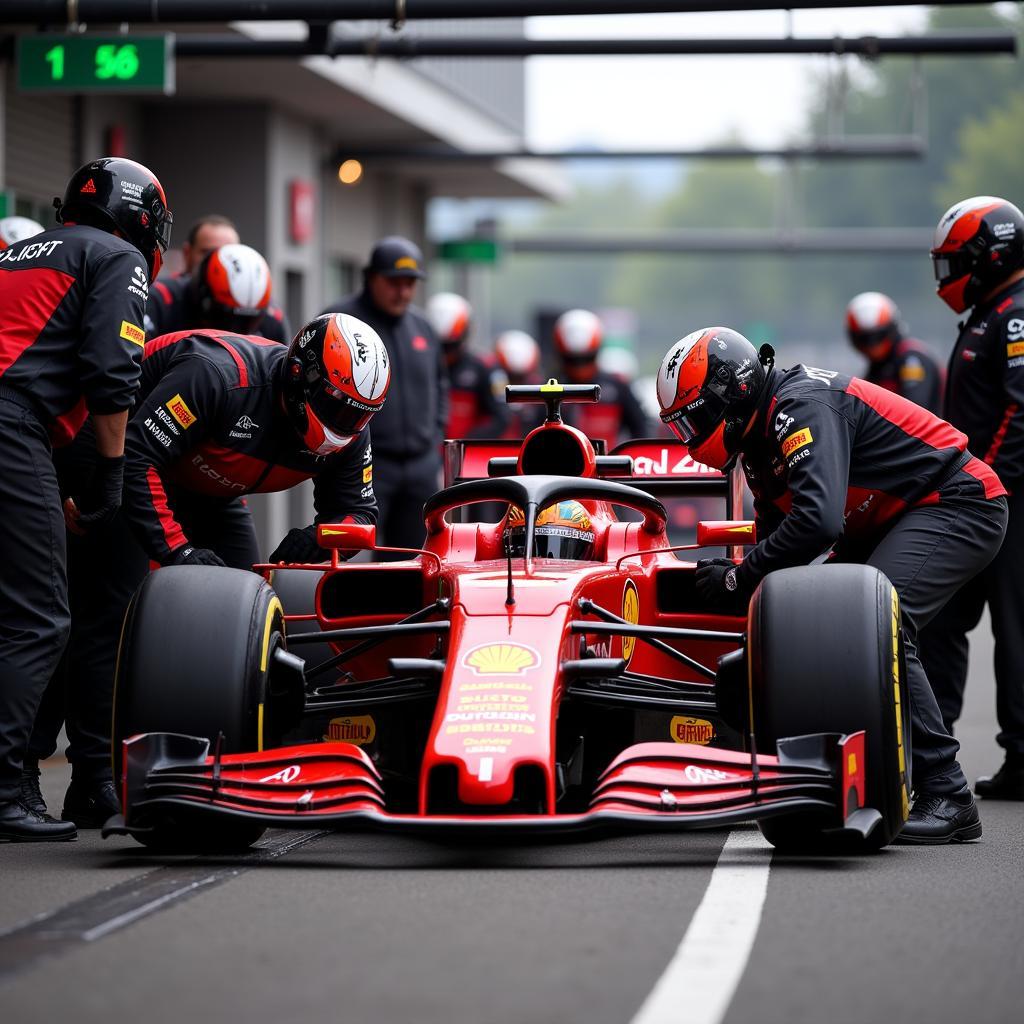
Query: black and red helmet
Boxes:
[
  {"xmin": 427, "ymin": 292, "xmax": 472, "ymax": 354},
  {"xmin": 931, "ymin": 196, "xmax": 1024, "ymax": 313},
  {"xmin": 55, "ymin": 157, "xmax": 172, "ymax": 281},
  {"xmin": 656, "ymin": 327, "xmax": 768, "ymax": 471},
  {"xmin": 283, "ymin": 313, "xmax": 390, "ymax": 456},
  {"xmin": 846, "ymin": 291, "xmax": 904, "ymax": 362},
  {"xmin": 191, "ymin": 243, "xmax": 272, "ymax": 334}
]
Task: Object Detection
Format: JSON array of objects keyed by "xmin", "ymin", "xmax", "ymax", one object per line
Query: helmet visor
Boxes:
[
  {"xmin": 502, "ymin": 524, "xmax": 596, "ymax": 562},
  {"xmin": 932, "ymin": 251, "xmax": 972, "ymax": 284},
  {"xmin": 308, "ymin": 382, "xmax": 375, "ymax": 437},
  {"xmin": 661, "ymin": 390, "xmax": 727, "ymax": 445}
]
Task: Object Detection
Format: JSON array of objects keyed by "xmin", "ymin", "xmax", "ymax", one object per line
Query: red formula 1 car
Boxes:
[{"xmin": 105, "ymin": 384, "xmax": 911, "ymax": 854}]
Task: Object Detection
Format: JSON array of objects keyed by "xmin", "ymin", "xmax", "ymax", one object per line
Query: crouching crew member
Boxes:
[
  {"xmin": 428, "ymin": 292, "xmax": 509, "ymax": 439},
  {"xmin": 845, "ymin": 291, "xmax": 944, "ymax": 414},
  {"xmin": 146, "ymin": 241, "xmax": 290, "ymax": 342},
  {"xmin": 656, "ymin": 327, "xmax": 1007, "ymax": 844},
  {"xmin": 0, "ymin": 157, "xmax": 172, "ymax": 841},
  {"xmin": 29, "ymin": 314, "xmax": 388, "ymax": 827},
  {"xmin": 921, "ymin": 196, "xmax": 1024, "ymax": 798}
]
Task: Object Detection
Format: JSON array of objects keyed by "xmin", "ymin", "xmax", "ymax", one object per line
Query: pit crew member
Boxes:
[
  {"xmin": 555, "ymin": 308, "xmax": 650, "ymax": 446},
  {"xmin": 322, "ymin": 236, "xmax": 447, "ymax": 551},
  {"xmin": 178, "ymin": 213, "xmax": 238, "ymax": 275},
  {"xmin": 845, "ymin": 291, "xmax": 944, "ymax": 414},
  {"xmin": 495, "ymin": 329, "xmax": 544, "ymax": 438},
  {"xmin": 29, "ymin": 314, "xmax": 389, "ymax": 827},
  {"xmin": 147, "ymin": 240, "xmax": 289, "ymax": 343},
  {"xmin": 657, "ymin": 327, "xmax": 1007, "ymax": 843},
  {"xmin": 427, "ymin": 292, "xmax": 508, "ymax": 439},
  {"xmin": 0, "ymin": 157, "xmax": 172, "ymax": 841},
  {"xmin": 918, "ymin": 196, "xmax": 1024, "ymax": 799}
]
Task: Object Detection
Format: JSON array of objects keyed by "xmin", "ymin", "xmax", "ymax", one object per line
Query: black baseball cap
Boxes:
[{"xmin": 365, "ymin": 235, "xmax": 426, "ymax": 279}]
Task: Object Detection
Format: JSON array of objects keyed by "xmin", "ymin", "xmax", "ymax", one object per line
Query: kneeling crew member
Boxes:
[
  {"xmin": 656, "ymin": 327, "xmax": 1007, "ymax": 844},
  {"xmin": 0, "ymin": 157, "xmax": 172, "ymax": 841}
]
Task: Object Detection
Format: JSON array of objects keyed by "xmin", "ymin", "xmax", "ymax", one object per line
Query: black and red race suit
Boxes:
[
  {"xmin": 864, "ymin": 337, "xmax": 945, "ymax": 415},
  {"xmin": 145, "ymin": 273, "xmax": 291, "ymax": 343},
  {"xmin": 0, "ymin": 224, "xmax": 147, "ymax": 444},
  {"xmin": 918, "ymin": 277, "xmax": 1024, "ymax": 757},
  {"xmin": 0, "ymin": 223, "xmax": 148, "ymax": 798},
  {"xmin": 124, "ymin": 329, "xmax": 376, "ymax": 563},
  {"xmin": 736, "ymin": 364, "xmax": 1007, "ymax": 791},
  {"xmin": 561, "ymin": 371, "xmax": 651, "ymax": 448},
  {"xmin": 445, "ymin": 350, "xmax": 509, "ymax": 439}
]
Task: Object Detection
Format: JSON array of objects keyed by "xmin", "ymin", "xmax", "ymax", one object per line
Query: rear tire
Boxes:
[
  {"xmin": 749, "ymin": 565, "xmax": 911, "ymax": 853},
  {"xmin": 113, "ymin": 566, "xmax": 285, "ymax": 851}
]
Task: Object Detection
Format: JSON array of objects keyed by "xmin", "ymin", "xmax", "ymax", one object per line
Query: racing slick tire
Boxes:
[
  {"xmin": 113, "ymin": 566, "xmax": 285, "ymax": 851},
  {"xmin": 749, "ymin": 565, "xmax": 911, "ymax": 853}
]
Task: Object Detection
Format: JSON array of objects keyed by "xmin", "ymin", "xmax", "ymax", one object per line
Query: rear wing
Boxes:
[{"xmin": 443, "ymin": 437, "xmax": 745, "ymax": 520}]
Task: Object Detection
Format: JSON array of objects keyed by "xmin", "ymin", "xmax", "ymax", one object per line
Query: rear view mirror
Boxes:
[
  {"xmin": 317, "ymin": 523, "xmax": 377, "ymax": 551},
  {"xmin": 697, "ymin": 520, "xmax": 756, "ymax": 547}
]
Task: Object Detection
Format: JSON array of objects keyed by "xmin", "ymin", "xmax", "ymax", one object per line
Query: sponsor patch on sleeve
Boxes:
[
  {"xmin": 120, "ymin": 320, "xmax": 146, "ymax": 347},
  {"xmin": 781, "ymin": 427, "xmax": 813, "ymax": 459},
  {"xmin": 1006, "ymin": 341, "xmax": 1024, "ymax": 358},
  {"xmin": 166, "ymin": 393, "xmax": 197, "ymax": 429},
  {"xmin": 362, "ymin": 465, "xmax": 373, "ymax": 484}
]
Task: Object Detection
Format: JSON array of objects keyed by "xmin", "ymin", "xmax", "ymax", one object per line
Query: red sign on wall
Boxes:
[{"xmin": 289, "ymin": 179, "xmax": 315, "ymax": 244}]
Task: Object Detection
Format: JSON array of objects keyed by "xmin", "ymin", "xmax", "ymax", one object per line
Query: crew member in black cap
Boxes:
[{"xmin": 321, "ymin": 236, "xmax": 446, "ymax": 552}]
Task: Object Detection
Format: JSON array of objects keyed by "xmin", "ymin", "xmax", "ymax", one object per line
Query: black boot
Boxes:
[
  {"xmin": 896, "ymin": 786, "xmax": 982, "ymax": 845},
  {"xmin": 19, "ymin": 760, "xmax": 51, "ymax": 818},
  {"xmin": 975, "ymin": 755, "xmax": 1024, "ymax": 800},
  {"xmin": 62, "ymin": 777, "xmax": 120, "ymax": 828},
  {"xmin": 0, "ymin": 800, "xmax": 78, "ymax": 842}
]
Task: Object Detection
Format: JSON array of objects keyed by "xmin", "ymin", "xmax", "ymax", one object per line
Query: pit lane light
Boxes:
[{"xmin": 337, "ymin": 160, "xmax": 363, "ymax": 185}]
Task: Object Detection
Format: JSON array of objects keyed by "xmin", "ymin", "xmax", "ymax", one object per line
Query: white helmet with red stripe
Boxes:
[
  {"xmin": 931, "ymin": 196, "xmax": 1024, "ymax": 313},
  {"xmin": 427, "ymin": 292, "xmax": 472, "ymax": 352},
  {"xmin": 284, "ymin": 313, "xmax": 390, "ymax": 456},
  {"xmin": 845, "ymin": 292, "xmax": 904, "ymax": 362},
  {"xmin": 195, "ymin": 243, "xmax": 272, "ymax": 332},
  {"xmin": 0, "ymin": 216, "xmax": 44, "ymax": 250},
  {"xmin": 554, "ymin": 308, "xmax": 602, "ymax": 365},
  {"xmin": 494, "ymin": 330, "xmax": 540, "ymax": 380}
]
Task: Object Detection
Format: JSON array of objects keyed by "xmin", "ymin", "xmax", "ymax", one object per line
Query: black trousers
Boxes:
[
  {"xmin": 28, "ymin": 490, "xmax": 259, "ymax": 778},
  {"xmin": 0, "ymin": 394, "xmax": 71, "ymax": 801},
  {"xmin": 372, "ymin": 449, "xmax": 441, "ymax": 556},
  {"xmin": 919, "ymin": 494, "xmax": 1024, "ymax": 756},
  {"xmin": 844, "ymin": 489, "xmax": 1007, "ymax": 792}
]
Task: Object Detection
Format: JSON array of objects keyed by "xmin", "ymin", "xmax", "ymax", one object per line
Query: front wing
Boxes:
[{"xmin": 103, "ymin": 731, "xmax": 880, "ymax": 843}]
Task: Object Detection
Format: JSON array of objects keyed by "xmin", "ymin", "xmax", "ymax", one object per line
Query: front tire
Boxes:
[
  {"xmin": 749, "ymin": 565, "xmax": 911, "ymax": 852},
  {"xmin": 113, "ymin": 566, "xmax": 285, "ymax": 851}
]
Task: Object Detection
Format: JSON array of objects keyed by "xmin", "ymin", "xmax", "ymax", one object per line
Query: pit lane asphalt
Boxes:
[{"xmin": 1, "ymin": 617, "xmax": 1021, "ymax": 1024}]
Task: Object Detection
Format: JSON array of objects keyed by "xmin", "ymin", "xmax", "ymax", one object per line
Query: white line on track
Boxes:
[{"xmin": 629, "ymin": 828, "xmax": 773, "ymax": 1024}]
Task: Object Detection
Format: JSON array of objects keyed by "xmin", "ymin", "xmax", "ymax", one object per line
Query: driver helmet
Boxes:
[
  {"xmin": 283, "ymin": 313, "xmax": 390, "ymax": 456},
  {"xmin": 0, "ymin": 216, "xmax": 44, "ymax": 249},
  {"xmin": 656, "ymin": 327, "xmax": 769, "ymax": 471},
  {"xmin": 502, "ymin": 500, "xmax": 597, "ymax": 561},
  {"xmin": 192, "ymin": 243, "xmax": 272, "ymax": 334},
  {"xmin": 845, "ymin": 292, "xmax": 904, "ymax": 363}
]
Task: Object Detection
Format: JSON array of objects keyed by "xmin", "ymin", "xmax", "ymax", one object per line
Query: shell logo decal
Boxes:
[
  {"xmin": 622, "ymin": 580, "xmax": 639, "ymax": 664},
  {"xmin": 463, "ymin": 642, "xmax": 540, "ymax": 677}
]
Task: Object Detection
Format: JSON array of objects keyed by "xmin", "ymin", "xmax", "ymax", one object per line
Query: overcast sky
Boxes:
[{"xmin": 525, "ymin": 7, "xmax": 930, "ymax": 148}]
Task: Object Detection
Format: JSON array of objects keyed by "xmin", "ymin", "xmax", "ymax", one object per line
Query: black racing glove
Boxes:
[
  {"xmin": 269, "ymin": 524, "xmax": 325, "ymax": 565},
  {"xmin": 166, "ymin": 545, "xmax": 226, "ymax": 567},
  {"xmin": 695, "ymin": 558, "xmax": 750, "ymax": 614},
  {"xmin": 73, "ymin": 455, "xmax": 125, "ymax": 529}
]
